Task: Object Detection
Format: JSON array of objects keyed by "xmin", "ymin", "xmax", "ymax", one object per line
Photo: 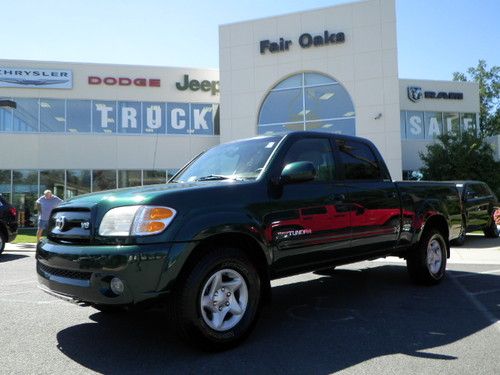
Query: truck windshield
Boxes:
[{"xmin": 173, "ymin": 136, "xmax": 282, "ymax": 182}]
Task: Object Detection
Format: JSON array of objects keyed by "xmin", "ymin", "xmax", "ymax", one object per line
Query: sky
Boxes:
[{"xmin": 1, "ymin": 0, "xmax": 499, "ymax": 80}]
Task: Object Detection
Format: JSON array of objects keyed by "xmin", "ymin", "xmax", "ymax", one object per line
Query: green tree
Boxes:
[
  {"xmin": 453, "ymin": 60, "xmax": 500, "ymax": 136},
  {"xmin": 420, "ymin": 131, "xmax": 500, "ymax": 196}
]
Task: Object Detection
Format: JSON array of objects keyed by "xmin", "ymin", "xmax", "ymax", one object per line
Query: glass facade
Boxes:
[
  {"xmin": 0, "ymin": 98, "xmax": 220, "ymax": 136},
  {"xmin": 13, "ymin": 170, "xmax": 38, "ymax": 227},
  {"xmin": 118, "ymin": 170, "xmax": 142, "ymax": 188},
  {"xmin": 401, "ymin": 111, "xmax": 478, "ymax": 139},
  {"xmin": 258, "ymin": 72, "xmax": 355, "ymax": 136},
  {"xmin": 66, "ymin": 170, "xmax": 91, "ymax": 198},
  {"xmin": 0, "ymin": 168, "xmax": 178, "ymax": 227},
  {"xmin": 0, "ymin": 170, "xmax": 11, "ymax": 202}
]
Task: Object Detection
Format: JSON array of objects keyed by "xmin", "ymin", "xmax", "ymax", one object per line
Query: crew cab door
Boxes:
[
  {"xmin": 335, "ymin": 139, "xmax": 401, "ymax": 254},
  {"xmin": 463, "ymin": 183, "xmax": 492, "ymax": 230},
  {"xmin": 265, "ymin": 136, "xmax": 350, "ymax": 272}
]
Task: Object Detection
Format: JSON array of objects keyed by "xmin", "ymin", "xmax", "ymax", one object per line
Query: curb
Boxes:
[{"xmin": 4, "ymin": 243, "xmax": 37, "ymax": 252}]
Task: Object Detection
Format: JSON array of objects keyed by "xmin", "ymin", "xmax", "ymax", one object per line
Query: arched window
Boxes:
[{"xmin": 258, "ymin": 72, "xmax": 355, "ymax": 135}]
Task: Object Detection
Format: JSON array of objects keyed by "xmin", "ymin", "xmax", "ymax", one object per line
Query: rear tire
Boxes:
[
  {"xmin": 313, "ymin": 266, "xmax": 337, "ymax": 276},
  {"xmin": 483, "ymin": 218, "xmax": 499, "ymax": 238},
  {"xmin": 407, "ymin": 230, "xmax": 447, "ymax": 285},
  {"xmin": 173, "ymin": 246, "xmax": 261, "ymax": 351}
]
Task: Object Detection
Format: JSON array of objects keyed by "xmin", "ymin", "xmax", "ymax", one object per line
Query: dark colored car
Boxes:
[
  {"xmin": 37, "ymin": 132, "xmax": 462, "ymax": 350},
  {"xmin": 0, "ymin": 195, "xmax": 18, "ymax": 254},
  {"xmin": 451, "ymin": 181, "xmax": 500, "ymax": 245}
]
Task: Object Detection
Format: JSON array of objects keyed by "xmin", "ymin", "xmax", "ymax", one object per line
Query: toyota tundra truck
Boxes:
[{"xmin": 36, "ymin": 132, "xmax": 462, "ymax": 350}]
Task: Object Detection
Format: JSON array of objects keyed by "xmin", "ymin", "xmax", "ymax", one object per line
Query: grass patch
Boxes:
[{"xmin": 12, "ymin": 228, "xmax": 38, "ymax": 244}]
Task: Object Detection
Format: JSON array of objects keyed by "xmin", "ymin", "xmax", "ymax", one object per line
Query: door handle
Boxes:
[
  {"xmin": 386, "ymin": 191, "xmax": 397, "ymax": 199},
  {"xmin": 332, "ymin": 194, "xmax": 346, "ymax": 201}
]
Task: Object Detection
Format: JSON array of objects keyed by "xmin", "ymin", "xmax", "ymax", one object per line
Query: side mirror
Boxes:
[{"xmin": 280, "ymin": 161, "xmax": 316, "ymax": 184}]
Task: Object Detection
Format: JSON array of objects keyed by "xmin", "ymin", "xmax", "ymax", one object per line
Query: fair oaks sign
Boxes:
[{"xmin": 260, "ymin": 30, "xmax": 345, "ymax": 54}]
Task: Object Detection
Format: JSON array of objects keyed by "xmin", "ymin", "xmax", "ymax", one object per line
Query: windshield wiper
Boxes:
[{"xmin": 195, "ymin": 174, "xmax": 241, "ymax": 181}]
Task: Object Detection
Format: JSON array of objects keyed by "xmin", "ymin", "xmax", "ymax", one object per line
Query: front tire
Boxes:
[
  {"xmin": 173, "ymin": 247, "xmax": 261, "ymax": 351},
  {"xmin": 0, "ymin": 232, "xmax": 5, "ymax": 255},
  {"xmin": 92, "ymin": 304, "xmax": 127, "ymax": 313},
  {"xmin": 407, "ymin": 230, "xmax": 447, "ymax": 285},
  {"xmin": 451, "ymin": 231, "xmax": 466, "ymax": 246}
]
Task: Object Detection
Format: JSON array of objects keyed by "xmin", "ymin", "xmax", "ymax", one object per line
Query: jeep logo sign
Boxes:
[
  {"xmin": 176, "ymin": 74, "xmax": 219, "ymax": 95},
  {"xmin": 407, "ymin": 86, "xmax": 463, "ymax": 102}
]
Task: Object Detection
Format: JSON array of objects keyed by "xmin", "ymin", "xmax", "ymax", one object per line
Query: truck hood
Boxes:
[{"xmin": 58, "ymin": 180, "xmax": 246, "ymax": 209}]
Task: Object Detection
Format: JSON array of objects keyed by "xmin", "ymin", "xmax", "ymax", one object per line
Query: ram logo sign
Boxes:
[{"xmin": 407, "ymin": 86, "xmax": 423, "ymax": 103}]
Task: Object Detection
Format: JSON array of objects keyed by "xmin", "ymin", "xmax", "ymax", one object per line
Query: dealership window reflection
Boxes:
[
  {"xmin": 40, "ymin": 170, "xmax": 65, "ymax": 199},
  {"xmin": 0, "ymin": 97, "xmax": 219, "ymax": 136},
  {"xmin": 93, "ymin": 170, "xmax": 117, "ymax": 191},
  {"xmin": 66, "ymin": 100, "xmax": 91, "ymax": 133},
  {"xmin": 258, "ymin": 72, "xmax": 355, "ymax": 136},
  {"xmin": 13, "ymin": 170, "xmax": 38, "ymax": 227},
  {"xmin": 13, "ymin": 98, "xmax": 39, "ymax": 132},
  {"xmin": 66, "ymin": 170, "xmax": 91, "ymax": 198},
  {"xmin": 0, "ymin": 106, "xmax": 13, "ymax": 131},
  {"xmin": 40, "ymin": 99, "xmax": 65, "ymax": 132},
  {"xmin": 0, "ymin": 170, "xmax": 11, "ymax": 202},
  {"xmin": 118, "ymin": 170, "xmax": 142, "ymax": 188},
  {"xmin": 143, "ymin": 170, "xmax": 166, "ymax": 185}
]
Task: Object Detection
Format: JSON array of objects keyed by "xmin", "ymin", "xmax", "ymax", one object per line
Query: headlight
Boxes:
[{"xmin": 98, "ymin": 205, "xmax": 177, "ymax": 236}]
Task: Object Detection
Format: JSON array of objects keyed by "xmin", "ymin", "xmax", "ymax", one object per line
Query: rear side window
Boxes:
[
  {"xmin": 336, "ymin": 140, "xmax": 382, "ymax": 180},
  {"xmin": 465, "ymin": 184, "xmax": 490, "ymax": 199},
  {"xmin": 470, "ymin": 183, "xmax": 492, "ymax": 197}
]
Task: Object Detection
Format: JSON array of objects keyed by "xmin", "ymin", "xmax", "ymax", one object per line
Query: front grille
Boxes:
[
  {"xmin": 49, "ymin": 209, "xmax": 92, "ymax": 243},
  {"xmin": 37, "ymin": 262, "xmax": 92, "ymax": 281}
]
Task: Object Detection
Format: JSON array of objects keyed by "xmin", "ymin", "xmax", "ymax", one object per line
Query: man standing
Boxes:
[{"xmin": 36, "ymin": 190, "xmax": 62, "ymax": 242}]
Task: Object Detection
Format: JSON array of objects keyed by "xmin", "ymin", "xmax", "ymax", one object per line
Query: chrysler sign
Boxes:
[{"xmin": 0, "ymin": 67, "xmax": 72, "ymax": 89}]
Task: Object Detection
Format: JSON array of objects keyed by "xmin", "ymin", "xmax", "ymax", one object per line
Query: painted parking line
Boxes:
[
  {"xmin": 0, "ymin": 280, "xmax": 38, "ymax": 287},
  {"xmin": 470, "ymin": 288, "xmax": 500, "ymax": 296},
  {"xmin": 453, "ymin": 269, "xmax": 500, "ymax": 278},
  {"xmin": 450, "ymin": 273, "xmax": 500, "ymax": 334},
  {"xmin": 0, "ymin": 298, "xmax": 63, "ymax": 305}
]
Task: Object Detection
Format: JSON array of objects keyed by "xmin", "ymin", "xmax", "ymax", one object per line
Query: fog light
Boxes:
[{"xmin": 110, "ymin": 277, "xmax": 124, "ymax": 295}]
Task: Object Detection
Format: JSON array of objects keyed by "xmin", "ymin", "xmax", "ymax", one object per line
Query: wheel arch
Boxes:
[
  {"xmin": 420, "ymin": 214, "xmax": 450, "ymax": 257},
  {"xmin": 172, "ymin": 232, "xmax": 272, "ymax": 304}
]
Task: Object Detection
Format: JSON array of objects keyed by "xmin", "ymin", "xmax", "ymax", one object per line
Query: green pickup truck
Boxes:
[{"xmin": 37, "ymin": 132, "xmax": 462, "ymax": 350}]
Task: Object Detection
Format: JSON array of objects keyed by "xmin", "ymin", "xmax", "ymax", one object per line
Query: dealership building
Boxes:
[{"xmin": 0, "ymin": 0, "xmax": 483, "ymax": 226}]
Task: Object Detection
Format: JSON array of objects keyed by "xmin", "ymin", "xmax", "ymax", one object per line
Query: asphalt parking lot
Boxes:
[{"xmin": 1, "ymin": 236, "xmax": 499, "ymax": 375}]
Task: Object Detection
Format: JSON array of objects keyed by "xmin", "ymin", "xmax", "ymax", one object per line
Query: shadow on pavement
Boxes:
[
  {"xmin": 55, "ymin": 265, "xmax": 499, "ymax": 374},
  {"xmin": 0, "ymin": 253, "xmax": 29, "ymax": 263},
  {"xmin": 459, "ymin": 235, "xmax": 500, "ymax": 249}
]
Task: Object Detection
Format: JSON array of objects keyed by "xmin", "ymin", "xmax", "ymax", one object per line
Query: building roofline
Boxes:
[{"xmin": 0, "ymin": 58, "xmax": 219, "ymax": 72}]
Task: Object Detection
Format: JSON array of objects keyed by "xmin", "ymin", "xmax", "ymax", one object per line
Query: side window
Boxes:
[
  {"xmin": 465, "ymin": 184, "xmax": 480, "ymax": 199},
  {"xmin": 283, "ymin": 138, "xmax": 335, "ymax": 182},
  {"xmin": 475, "ymin": 183, "xmax": 491, "ymax": 197},
  {"xmin": 336, "ymin": 140, "xmax": 382, "ymax": 180}
]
